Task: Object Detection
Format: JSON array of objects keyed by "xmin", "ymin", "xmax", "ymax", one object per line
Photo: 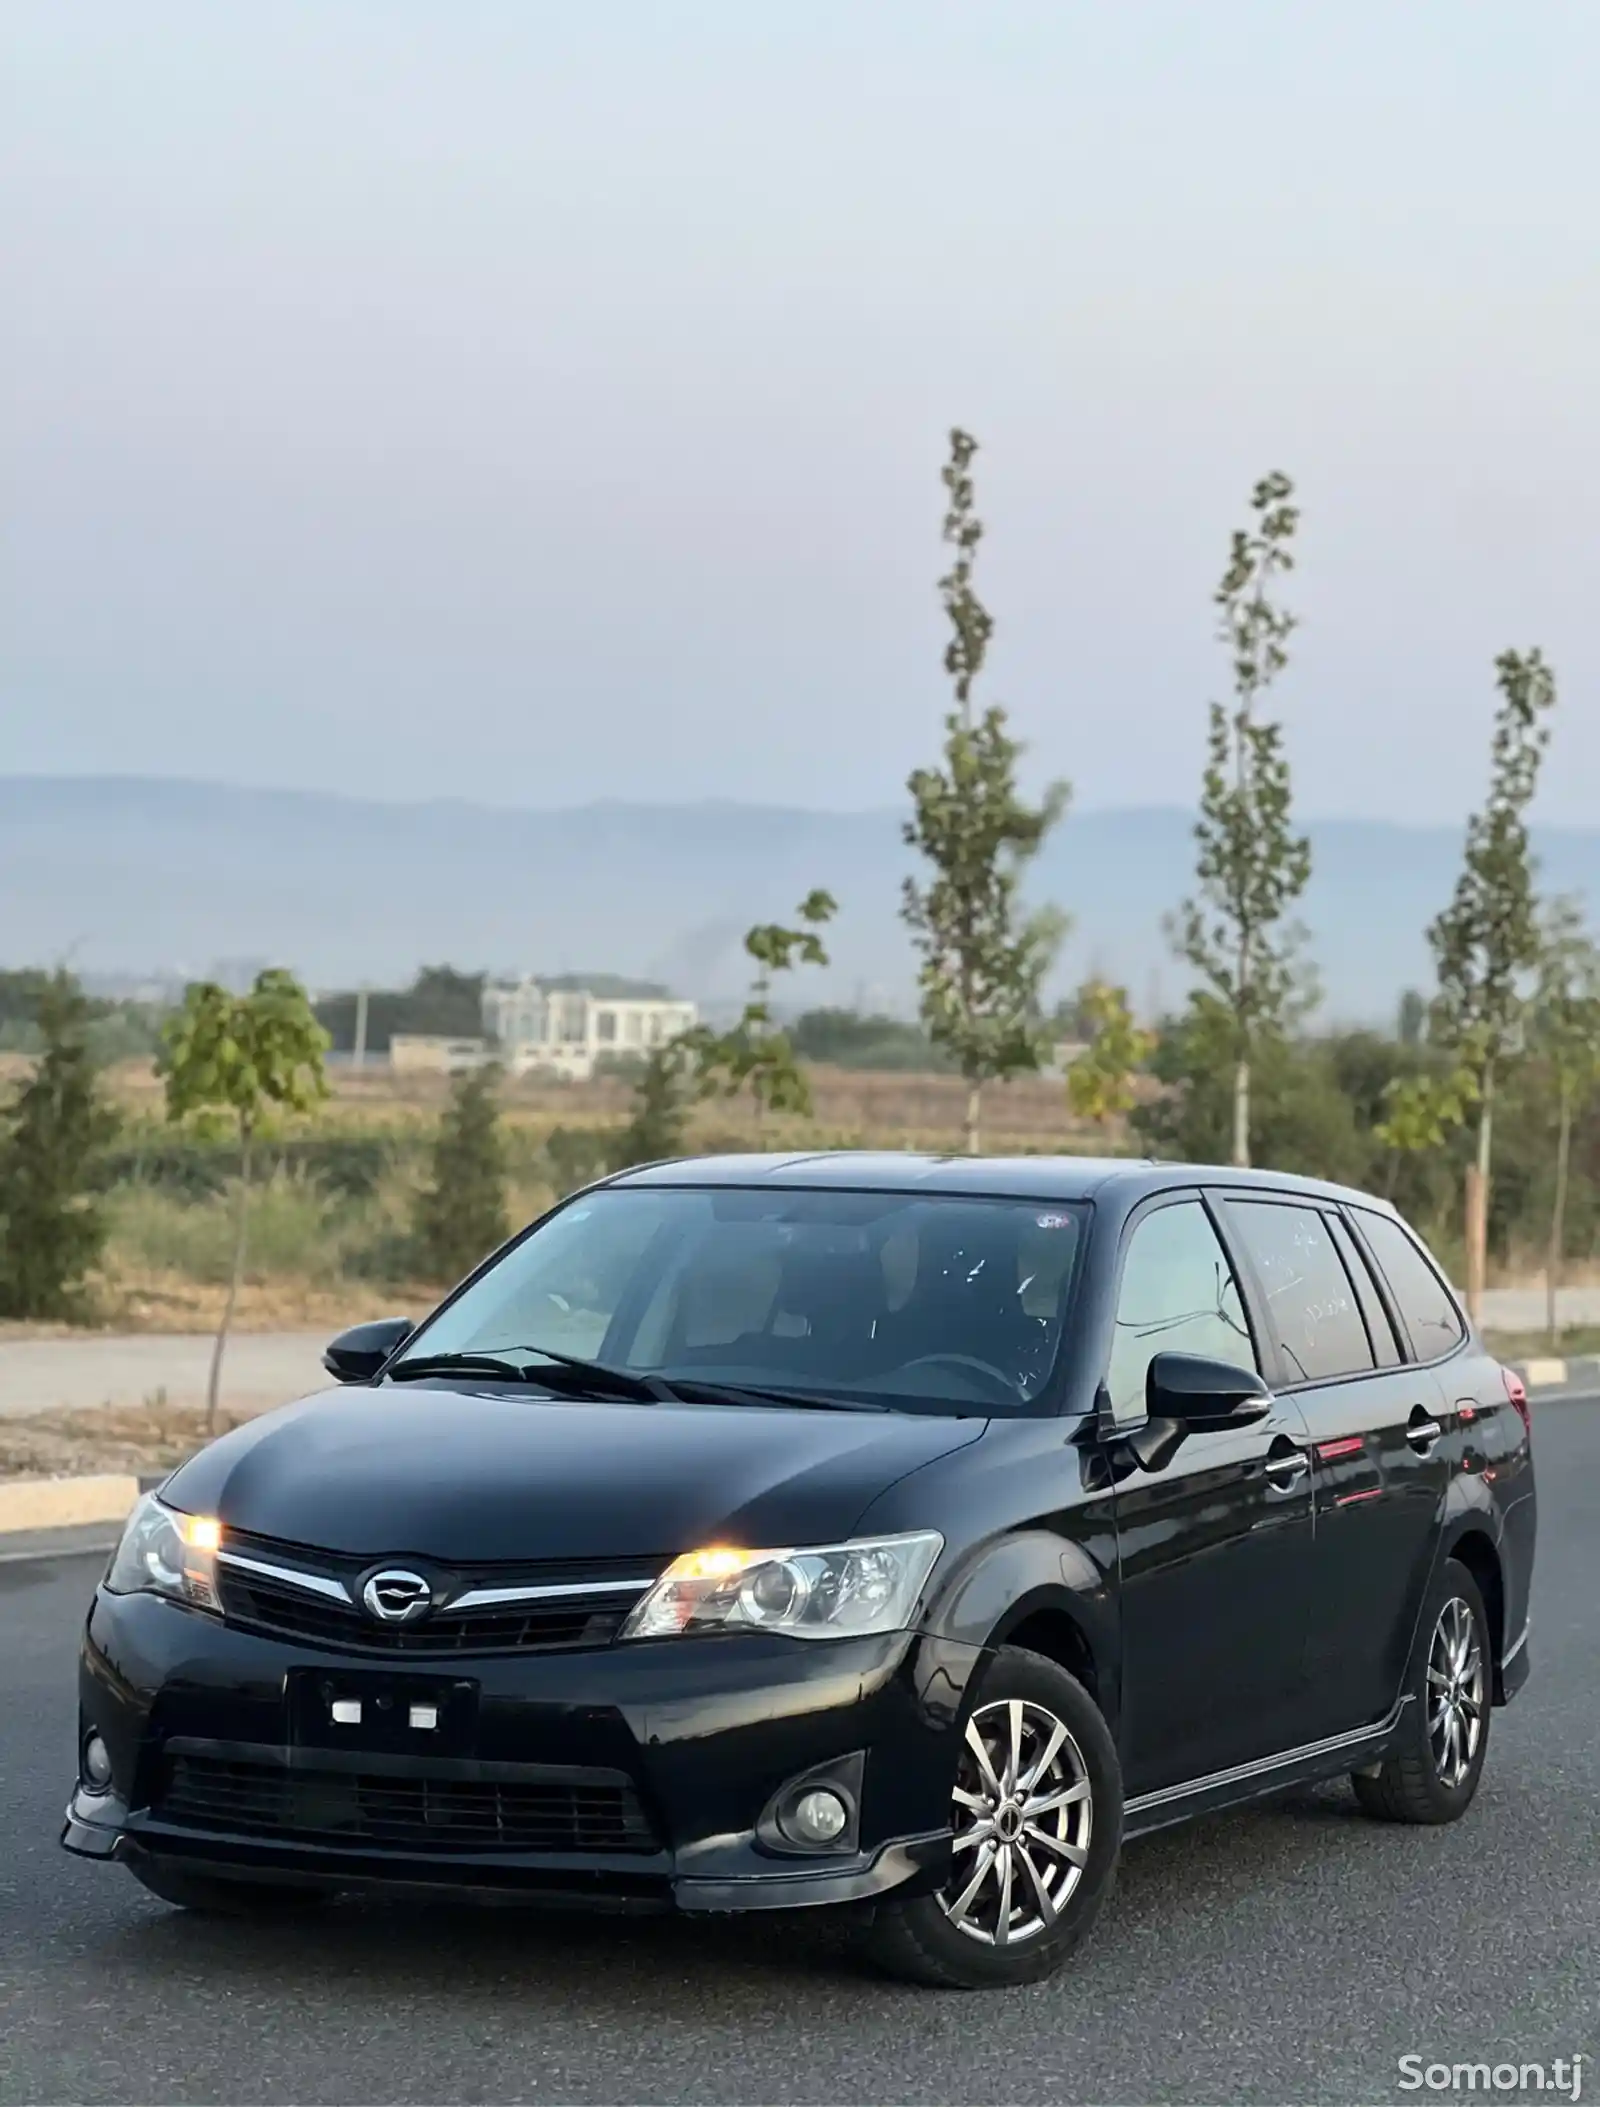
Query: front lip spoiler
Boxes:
[{"xmin": 62, "ymin": 1790, "xmax": 951, "ymax": 1913}]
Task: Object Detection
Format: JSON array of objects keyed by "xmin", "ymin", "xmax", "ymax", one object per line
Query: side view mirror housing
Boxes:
[
  {"xmin": 323, "ymin": 1317, "xmax": 414, "ymax": 1384},
  {"xmin": 1146, "ymin": 1351, "xmax": 1272, "ymax": 1432}
]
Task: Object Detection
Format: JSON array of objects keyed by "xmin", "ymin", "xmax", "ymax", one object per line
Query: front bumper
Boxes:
[{"xmin": 64, "ymin": 1589, "xmax": 982, "ymax": 1913}]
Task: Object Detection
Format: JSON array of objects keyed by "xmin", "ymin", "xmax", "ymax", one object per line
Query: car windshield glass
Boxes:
[{"xmin": 390, "ymin": 1186, "xmax": 1088, "ymax": 1415}]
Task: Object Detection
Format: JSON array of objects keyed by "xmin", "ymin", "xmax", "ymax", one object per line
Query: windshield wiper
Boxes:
[
  {"xmin": 387, "ymin": 1352, "xmax": 541, "ymax": 1384},
  {"xmin": 388, "ymin": 1347, "xmax": 675, "ymax": 1404},
  {"xmin": 389, "ymin": 1347, "xmax": 886, "ymax": 1413},
  {"xmin": 670, "ymin": 1379, "xmax": 888, "ymax": 1414}
]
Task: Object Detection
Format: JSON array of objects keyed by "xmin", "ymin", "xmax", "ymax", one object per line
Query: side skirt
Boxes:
[{"xmin": 1121, "ymin": 1696, "xmax": 1414, "ymax": 1841}]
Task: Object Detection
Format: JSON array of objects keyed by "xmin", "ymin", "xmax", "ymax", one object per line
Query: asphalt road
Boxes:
[{"xmin": 2, "ymin": 1406, "xmax": 1596, "ymax": 2107}]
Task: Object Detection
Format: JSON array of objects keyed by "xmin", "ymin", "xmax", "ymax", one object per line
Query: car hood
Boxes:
[{"xmin": 159, "ymin": 1383, "xmax": 989, "ymax": 1563}]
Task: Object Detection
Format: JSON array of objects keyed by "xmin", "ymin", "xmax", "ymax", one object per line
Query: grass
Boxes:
[
  {"xmin": 0, "ymin": 1391, "xmax": 264, "ymax": 1479},
  {"xmin": 1483, "ymin": 1325, "xmax": 1600, "ymax": 1363},
  {"xmin": 23, "ymin": 1057, "xmax": 1123, "ymax": 1335}
]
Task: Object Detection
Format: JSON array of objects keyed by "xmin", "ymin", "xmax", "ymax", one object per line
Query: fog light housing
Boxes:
[
  {"xmin": 81, "ymin": 1733, "xmax": 113, "ymax": 1793},
  {"xmin": 758, "ymin": 1751, "xmax": 864, "ymax": 1857},
  {"xmin": 783, "ymin": 1788, "xmax": 849, "ymax": 1845}
]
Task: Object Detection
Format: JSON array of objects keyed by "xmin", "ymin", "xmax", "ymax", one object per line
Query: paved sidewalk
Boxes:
[{"xmin": 0, "ymin": 1331, "xmax": 329, "ymax": 1419}]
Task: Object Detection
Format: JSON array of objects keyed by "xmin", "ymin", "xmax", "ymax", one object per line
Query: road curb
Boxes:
[
  {"xmin": 0, "ymin": 1469, "xmax": 166, "ymax": 1539},
  {"xmin": 1510, "ymin": 1355, "xmax": 1600, "ymax": 1394}
]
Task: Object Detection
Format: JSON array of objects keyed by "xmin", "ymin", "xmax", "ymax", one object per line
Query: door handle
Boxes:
[
  {"xmin": 1264, "ymin": 1443, "xmax": 1309, "ymax": 1490},
  {"xmin": 1406, "ymin": 1408, "xmax": 1443, "ymax": 1456}
]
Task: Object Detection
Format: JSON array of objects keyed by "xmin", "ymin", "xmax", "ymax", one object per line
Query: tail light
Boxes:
[{"xmin": 1502, "ymin": 1367, "xmax": 1531, "ymax": 1440}]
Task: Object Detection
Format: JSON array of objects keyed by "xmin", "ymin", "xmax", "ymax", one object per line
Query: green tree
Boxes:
[
  {"xmin": 1133, "ymin": 1005, "xmax": 1367, "ymax": 1187},
  {"xmin": 610, "ymin": 1041, "xmax": 694, "ymax": 1170},
  {"xmin": 1170, "ymin": 472, "xmax": 1310, "ymax": 1168},
  {"xmin": 0, "ymin": 971, "xmax": 119, "ymax": 1320},
  {"xmin": 1396, "ymin": 988, "xmax": 1429, "ymax": 1047},
  {"xmin": 159, "ymin": 968, "xmax": 329, "ymax": 1430},
  {"xmin": 414, "ymin": 1065, "xmax": 510, "ymax": 1282},
  {"xmin": 902, "ymin": 428, "xmax": 1068, "ymax": 1153},
  {"xmin": 1531, "ymin": 895, "xmax": 1600, "ymax": 1344},
  {"xmin": 788, "ymin": 1008, "xmax": 946, "ymax": 1073},
  {"xmin": 682, "ymin": 892, "xmax": 837, "ymax": 1134},
  {"xmin": 1065, "ymin": 980, "xmax": 1155, "ymax": 1127},
  {"xmin": 1425, "ymin": 648, "xmax": 1557, "ymax": 1316}
]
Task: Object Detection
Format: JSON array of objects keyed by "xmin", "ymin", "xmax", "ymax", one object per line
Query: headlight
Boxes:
[
  {"xmin": 620, "ymin": 1531, "xmax": 942, "ymax": 1642},
  {"xmin": 104, "ymin": 1493, "xmax": 222, "ymax": 1612}
]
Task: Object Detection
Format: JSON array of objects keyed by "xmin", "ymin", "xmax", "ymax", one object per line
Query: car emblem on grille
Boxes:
[{"xmin": 361, "ymin": 1569, "xmax": 433, "ymax": 1624}]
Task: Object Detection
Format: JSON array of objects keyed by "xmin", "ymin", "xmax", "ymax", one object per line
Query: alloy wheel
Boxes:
[
  {"xmin": 939, "ymin": 1697, "xmax": 1093, "ymax": 1947},
  {"xmin": 1427, "ymin": 1594, "xmax": 1486, "ymax": 1789}
]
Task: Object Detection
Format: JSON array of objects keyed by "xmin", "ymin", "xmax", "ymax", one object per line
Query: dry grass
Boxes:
[
  {"xmin": 94, "ymin": 1057, "xmax": 1127, "ymax": 1155},
  {"xmin": 0, "ymin": 1393, "xmax": 270, "ymax": 1478}
]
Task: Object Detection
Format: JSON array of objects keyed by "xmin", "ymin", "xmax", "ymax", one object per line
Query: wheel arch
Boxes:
[
  {"xmin": 1441, "ymin": 1522, "xmax": 1508, "ymax": 1699},
  {"xmin": 926, "ymin": 1531, "xmax": 1120, "ymax": 1738}
]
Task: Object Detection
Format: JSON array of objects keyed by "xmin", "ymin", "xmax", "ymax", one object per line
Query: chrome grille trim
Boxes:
[
  {"xmin": 450, "ymin": 1577, "xmax": 655, "ymax": 1612},
  {"xmin": 215, "ymin": 1549, "xmax": 353, "ymax": 1603}
]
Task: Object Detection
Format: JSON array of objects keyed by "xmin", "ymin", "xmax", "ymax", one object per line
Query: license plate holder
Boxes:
[{"xmin": 288, "ymin": 1669, "xmax": 480, "ymax": 1758}]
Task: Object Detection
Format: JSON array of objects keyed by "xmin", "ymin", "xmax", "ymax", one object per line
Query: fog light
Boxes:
[
  {"xmin": 784, "ymin": 1788, "xmax": 849, "ymax": 1845},
  {"xmin": 82, "ymin": 1734, "xmax": 113, "ymax": 1793}
]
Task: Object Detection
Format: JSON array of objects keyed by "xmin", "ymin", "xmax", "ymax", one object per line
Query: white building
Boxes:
[{"xmin": 482, "ymin": 978, "xmax": 698, "ymax": 1081}]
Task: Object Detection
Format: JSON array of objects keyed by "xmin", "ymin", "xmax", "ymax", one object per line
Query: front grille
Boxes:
[
  {"xmin": 218, "ymin": 1570, "xmax": 632, "ymax": 1655},
  {"xmin": 157, "ymin": 1753, "xmax": 659, "ymax": 1855},
  {"xmin": 213, "ymin": 1532, "xmax": 656, "ymax": 1657}
]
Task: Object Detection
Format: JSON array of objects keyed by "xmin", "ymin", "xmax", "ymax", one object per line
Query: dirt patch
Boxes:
[
  {"xmin": 0, "ymin": 1394, "xmax": 268, "ymax": 1479},
  {"xmin": 0, "ymin": 1269, "xmax": 437, "ymax": 1342}
]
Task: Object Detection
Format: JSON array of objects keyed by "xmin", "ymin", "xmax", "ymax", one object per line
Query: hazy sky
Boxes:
[{"xmin": 5, "ymin": 2, "xmax": 1596, "ymax": 822}]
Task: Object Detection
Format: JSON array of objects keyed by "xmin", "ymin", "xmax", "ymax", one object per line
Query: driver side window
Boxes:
[{"xmin": 1107, "ymin": 1201, "xmax": 1258, "ymax": 1423}]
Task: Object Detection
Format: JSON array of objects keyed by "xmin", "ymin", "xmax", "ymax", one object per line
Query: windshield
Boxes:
[{"xmin": 392, "ymin": 1186, "xmax": 1088, "ymax": 1415}]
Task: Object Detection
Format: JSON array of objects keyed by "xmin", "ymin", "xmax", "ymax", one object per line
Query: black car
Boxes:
[{"xmin": 64, "ymin": 1153, "xmax": 1536, "ymax": 1989}]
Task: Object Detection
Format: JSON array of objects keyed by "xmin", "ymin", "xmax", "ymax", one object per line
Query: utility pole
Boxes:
[{"xmin": 352, "ymin": 986, "xmax": 369, "ymax": 1072}]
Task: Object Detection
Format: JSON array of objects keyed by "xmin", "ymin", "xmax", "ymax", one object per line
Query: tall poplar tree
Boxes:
[
  {"xmin": 1171, "ymin": 471, "xmax": 1309, "ymax": 1167},
  {"xmin": 902, "ymin": 428, "xmax": 1067, "ymax": 1154},
  {"xmin": 1531, "ymin": 897, "xmax": 1600, "ymax": 1345},
  {"xmin": 1426, "ymin": 648, "xmax": 1556, "ymax": 1315},
  {"xmin": 159, "ymin": 969, "xmax": 329, "ymax": 1430}
]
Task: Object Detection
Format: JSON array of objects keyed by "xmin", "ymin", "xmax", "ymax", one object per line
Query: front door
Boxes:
[
  {"xmin": 1108, "ymin": 1195, "xmax": 1315, "ymax": 1799},
  {"xmin": 1218, "ymin": 1197, "xmax": 1453, "ymax": 1740}
]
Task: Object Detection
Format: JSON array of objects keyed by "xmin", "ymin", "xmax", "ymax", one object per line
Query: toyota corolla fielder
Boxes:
[{"xmin": 66, "ymin": 1153, "xmax": 1536, "ymax": 1988}]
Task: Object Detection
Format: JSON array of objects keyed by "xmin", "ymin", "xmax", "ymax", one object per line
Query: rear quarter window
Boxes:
[{"xmin": 1353, "ymin": 1210, "xmax": 1465, "ymax": 1362}]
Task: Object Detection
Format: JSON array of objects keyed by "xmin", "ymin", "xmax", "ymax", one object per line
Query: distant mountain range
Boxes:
[{"xmin": 4, "ymin": 775, "xmax": 1598, "ymax": 1024}]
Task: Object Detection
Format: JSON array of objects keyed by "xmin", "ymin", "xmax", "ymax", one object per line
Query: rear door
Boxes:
[
  {"xmin": 1220, "ymin": 1196, "xmax": 1450, "ymax": 1740},
  {"xmin": 1347, "ymin": 1207, "xmax": 1536, "ymax": 1672},
  {"xmin": 1108, "ymin": 1193, "xmax": 1315, "ymax": 1798}
]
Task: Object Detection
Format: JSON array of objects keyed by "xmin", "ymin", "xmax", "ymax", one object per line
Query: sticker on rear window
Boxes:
[{"xmin": 1036, "ymin": 1213, "xmax": 1072, "ymax": 1229}]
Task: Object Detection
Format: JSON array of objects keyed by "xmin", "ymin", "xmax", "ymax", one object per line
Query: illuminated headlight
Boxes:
[
  {"xmin": 620, "ymin": 1531, "xmax": 942, "ymax": 1642},
  {"xmin": 103, "ymin": 1493, "xmax": 222, "ymax": 1612}
]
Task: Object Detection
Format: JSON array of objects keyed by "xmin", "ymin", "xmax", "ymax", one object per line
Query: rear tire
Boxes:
[
  {"xmin": 1351, "ymin": 1557, "xmax": 1492, "ymax": 1825},
  {"xmin": 861, "ymin": 1646, "xmax": 1121, "ymax": 1989},
  {"xmin": 126, "ymin": 1856, "xmax": 334, "ymax": 1915}
]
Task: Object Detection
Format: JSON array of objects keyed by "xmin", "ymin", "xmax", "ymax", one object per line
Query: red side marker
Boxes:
[{"xmin": 1315, "ymin": 1436, "xmax": 1365, "ymax": 1461}]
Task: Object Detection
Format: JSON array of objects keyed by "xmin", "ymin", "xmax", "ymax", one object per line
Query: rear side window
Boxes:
[
  {"xmin": 1226, "ymin": 1201, "xmax": 1375, "ymax": 1385},
  {"xmin": 1328, "ymin": 1213, "xmax": 1403, "ymax": 1368},
  {"xmin": 1355, "ymin": 1211, "xmax": 1465, "ymax": 1361}
]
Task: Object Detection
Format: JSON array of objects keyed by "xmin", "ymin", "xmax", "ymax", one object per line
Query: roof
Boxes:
[{"xmin": 609, "ymin": 1150, "xmax": 1396, "ymax": 1213}]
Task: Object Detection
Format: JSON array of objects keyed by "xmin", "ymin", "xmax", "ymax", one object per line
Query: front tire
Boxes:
[
  {"xmin": 126, "ymin": 1856, "xmax": 334, "ymax": 1915},
  {"xmin": 1351, "ymin": 1557, "xmax": 1492, "ymax": 1825},
  {"xmin": 862, "ymin": 1646, "xmax": 1121, "ymax": 1989}
]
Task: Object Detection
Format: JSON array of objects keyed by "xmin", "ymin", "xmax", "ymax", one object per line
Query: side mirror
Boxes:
[
  {"xmin": 1146, "ymin": 1351, "xmax": 1271, "ymax": 1431},
  {"xmin": 323, "ymin": 1317, "xmax": 414, "ymax": 1384}
]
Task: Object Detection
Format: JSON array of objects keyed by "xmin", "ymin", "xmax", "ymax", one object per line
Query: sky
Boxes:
[{"xmin": 4, "ymin": 1, "xmax": 1596, "ymax": 824}]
